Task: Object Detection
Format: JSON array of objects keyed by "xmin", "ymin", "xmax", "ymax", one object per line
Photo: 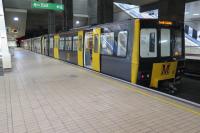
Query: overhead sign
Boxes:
[{"xmin": 31, "ymin": 1, "xmax": 64, "ymax": 11}]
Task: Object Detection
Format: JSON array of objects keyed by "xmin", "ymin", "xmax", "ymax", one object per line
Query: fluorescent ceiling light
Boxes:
[
  {"xmin": 13, "ymin": 17, "xmax": 19, "ymax": 21},
  {"xmin": 161, "ymin": 40, "xmax": 168, "ymax": 43},
  {"xmin": 76, "ymin": 20, "xmax": 80, "ymax": 25},
  {"xmin": 193, "ymin": 13, "xmax": 199, "ymax": 16},
  {"xmin": 185, "ymin": 12, "xmax": 189, "ymax": 15}
]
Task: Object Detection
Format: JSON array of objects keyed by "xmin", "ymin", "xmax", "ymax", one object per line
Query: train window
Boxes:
[
  {"xmin": 161, "ymin": 29, "xmax": 170, "ymax": 57},
  {"xmin": 73, "ymin": 36, "xmax": 78, "ymax": 51},
  {"xmin": 59, "ymin": 37, "xmax": 65, "ymax": 50},
  {"xmin": 117, "ymin": 31, "xmax": 128, "ymax": 57},
  {"xmin": 65, "ymin": 37, "xmax": 72, "ymax": 51},
  {"xmin": 140, "ymin": 29, "xmax": 157, "ymax": 58},
  {"xmin": 101, "ymin": 32, "xmax": 114, "ymax": 55},
  {"xmin": 50, "ymin": 37, "xmax": 54, "ymax": 48},
  {"xmin": 172, "ymin": 30, "xmax": 182, "ymax": 57}
]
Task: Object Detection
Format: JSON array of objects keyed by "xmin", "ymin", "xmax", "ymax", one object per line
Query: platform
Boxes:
[{"xmin": 0, "ymin": 48, "xmax": 200, "ymax": 133}]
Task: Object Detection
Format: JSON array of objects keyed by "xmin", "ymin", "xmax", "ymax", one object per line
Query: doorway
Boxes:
[{"xmin": 84, "ymin": 32, "xmax": 93, "ymax": 68}]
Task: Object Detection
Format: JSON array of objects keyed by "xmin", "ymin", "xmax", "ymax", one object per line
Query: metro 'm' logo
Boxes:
[{"xmin": 161, "ymin": 64, "xmax": 170, "ymax": 75}]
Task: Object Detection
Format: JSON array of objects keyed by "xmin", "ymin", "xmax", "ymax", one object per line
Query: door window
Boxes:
[
  {"xmin": 78, "ymin": 35, "xmax": 83, "ymax": 51},
  {"xmin": 140, "ymin": 29, "xmax": 157, "ymax": 58},
  {"xmin": 160, "ymin": 29, "xmax": 171, "ymax": 57},
  {"xmin": 94, "ymin": 34, "xmax": 99, "ymax": 53}
]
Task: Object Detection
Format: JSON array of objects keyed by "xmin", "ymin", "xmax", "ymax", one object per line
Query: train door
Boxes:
[
  {"xmin": 84, "ymin": 31, "xmax": 93, "ymax": 68},
  {"xmin": 78, "ymin": 31, "xmax": 84, "ymax": 66},
  {"xmin": 92, "ymin": 28, "xmax": 101, "ymax": 72},
  {"xmin": 54, "ymin": 34, "xmax": 60, "ymax": 59}
]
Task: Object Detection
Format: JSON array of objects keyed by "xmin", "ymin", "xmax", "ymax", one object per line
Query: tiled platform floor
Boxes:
[{"xmin": 0, "ymin": 48, "xmax": 200, "ymax": 133}]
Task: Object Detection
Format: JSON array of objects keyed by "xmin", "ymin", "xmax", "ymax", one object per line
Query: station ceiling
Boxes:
[{"xmin": 3, "ymin": 0, "xmax": 200, "ymax": 40}]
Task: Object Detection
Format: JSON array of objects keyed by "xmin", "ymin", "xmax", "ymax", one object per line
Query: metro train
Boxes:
[{"xmin": 22, "ymin": 19, "xmax": 185, "ymax": 93}]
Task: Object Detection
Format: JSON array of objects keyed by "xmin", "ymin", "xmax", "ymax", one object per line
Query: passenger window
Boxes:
[
  {"xmin": 161, "ymin": 29, "xmax": 171, "ymax": 57},
  {"xmin": 65, "ymin": 37, "xmax": 72, "ymax": 51},
  {"xmin": 117, "ymin": 31, "xmax": 128, "ymax": 57},
  {"xmin": 173, "ymin": 30, "xmax": 182, "ymax": 57},
  {"xmin": 140, "ymin": 29, "xmax": 157, "ymax": 58},
  {"xmin": 50, "ymin": 37, "xmax": 54, "ymax": 48},
  {"xmin": 94, "ymin": 34, "xmax": 99, "ymax": 53},
  {"xmin": 78, "ymin": 35, "xmax": 83, "ymax": 51},
  {"xmin": 59, "ymin": 37, "xmax": 65, "ymax": 50},
  {"xmin": 73, "ymin": 36, "xmax": 78, "ymax": 52},
  {"xmin": 101, "ymin": 32, "xmax": 115, "ymax": 55}
]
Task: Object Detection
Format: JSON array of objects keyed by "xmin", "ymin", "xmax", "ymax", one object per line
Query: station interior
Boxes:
[{"xmin": 0, "ymin": 0, "xmax": 200, "ymax": 133}]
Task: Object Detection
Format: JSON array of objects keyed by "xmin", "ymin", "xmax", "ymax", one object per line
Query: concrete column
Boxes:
[
  {"xmin": 88, "ymin": 0, "xmax": 113, "ymax": 25},
  {"xmin": 88, "ymin": 0, "xmax": 97, "ymax": 25},
  {"xmin": 63, "ymin": 0, "xmax": 73, "ymax": 30},
  {"xmin": 158, "ymin": 0, "xmax": 186, "ymax": 22},
  {"xmin": 0, "ymin": 0, "xmax": 11, "ymax": 69},
  {"xmin": 48, "ymin": 11, "xmax": 55, "ymax": 34},
  {"xmin": 48, "ymin": 0, "xmax": 55, "ymax": 34},
  {"xmin": 97, "ymin": 0, "xmax": 113, "ymax": 24}
]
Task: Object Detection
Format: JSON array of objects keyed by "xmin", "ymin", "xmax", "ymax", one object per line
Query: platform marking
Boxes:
[{"xmin": 78, "ymin": 68, "xmax": 200, "ymax": 117}]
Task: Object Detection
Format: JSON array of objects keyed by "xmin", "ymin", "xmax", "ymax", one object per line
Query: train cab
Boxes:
[{"xmin": 138, "ymin": 19, "xmax": 185, "ymax": 93}]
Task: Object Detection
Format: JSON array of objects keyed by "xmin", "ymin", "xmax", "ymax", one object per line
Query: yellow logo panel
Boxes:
[{"xmin": 150, "ymin": 62, "xmax": 178, "ymax": 88}]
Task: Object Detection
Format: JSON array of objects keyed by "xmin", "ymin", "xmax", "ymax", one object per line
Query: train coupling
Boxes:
[{"xmin": 159, "ymin": 81, "xmax": 178, "ymax": 95}]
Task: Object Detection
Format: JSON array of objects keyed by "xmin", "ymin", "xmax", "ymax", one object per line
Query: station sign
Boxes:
[{"xmin": 31, "ymin": 1, "xmax": 64, "ymax": 11}]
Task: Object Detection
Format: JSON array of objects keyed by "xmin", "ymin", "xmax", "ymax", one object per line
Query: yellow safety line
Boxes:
[{"xmin": 78, "ymin": 68, "xmax": 200, "ymax": 117}]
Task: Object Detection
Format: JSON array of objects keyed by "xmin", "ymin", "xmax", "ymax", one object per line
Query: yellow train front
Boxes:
[
  {"xmin": 137, "ymin": 20, "xmax": 184, "ymax": 94},
  {"xmin": 24, "ymin": 19, "xmax": 185, "ymax": 94}
]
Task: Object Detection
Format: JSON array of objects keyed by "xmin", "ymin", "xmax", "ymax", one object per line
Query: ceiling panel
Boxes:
[{"xmin": 5, "ymin": 9, "xmax": 27, "ymax": 39}]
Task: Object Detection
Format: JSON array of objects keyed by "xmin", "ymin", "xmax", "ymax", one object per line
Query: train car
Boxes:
[
  {"xmin": 32, "ymin": 37, "xmax": 42, "ymax": 54},
  {"xmin": 76, "ymin": 19, "xmax": 185, "ymax": 93},
  {"xmin": 26, "ymin": 39, "xmax": 32, "ymax": 51},
  {"xmin": 57, "ymin": 31, "xmax": 78, "ymax": 64},
  {"xmin": 25, "ymin": 19, "xmax": 185, "ymax": 93}
]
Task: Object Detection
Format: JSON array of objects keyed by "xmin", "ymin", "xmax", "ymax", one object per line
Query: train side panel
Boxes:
[{"xmin": 100, "ymin": 21, "xmax": 134, "ymax": 81}]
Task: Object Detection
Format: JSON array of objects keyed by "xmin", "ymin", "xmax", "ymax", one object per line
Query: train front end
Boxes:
[{"xmin": 138, "ymin": 19, "xmax": 185, "ymax": 94}]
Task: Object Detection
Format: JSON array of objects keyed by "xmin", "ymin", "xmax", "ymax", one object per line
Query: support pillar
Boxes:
[
  {"xmin": 97, "ymin": 0, "xmax": 113, "ymax": 24},
  {"xmin": 48, "ymin": 11, "xmax": 55, "ymax": 34},
  {"xmin": 88, "ymin": 0, "xmax": 113, "ymax": 25},
  {"xmin": 63, "ymin": 0, "xmax": 73, "ymax": 30},
  {"xmin": 88, "ymin": 0, "xmax": 97, "ymax": 25},
  {"xmin": 158, "ymin": 0, "xmax": 186, "ymax": 22},
  {"xmin": 48, "ymin": 0, "xmax": 55, "ymax": 34}
]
